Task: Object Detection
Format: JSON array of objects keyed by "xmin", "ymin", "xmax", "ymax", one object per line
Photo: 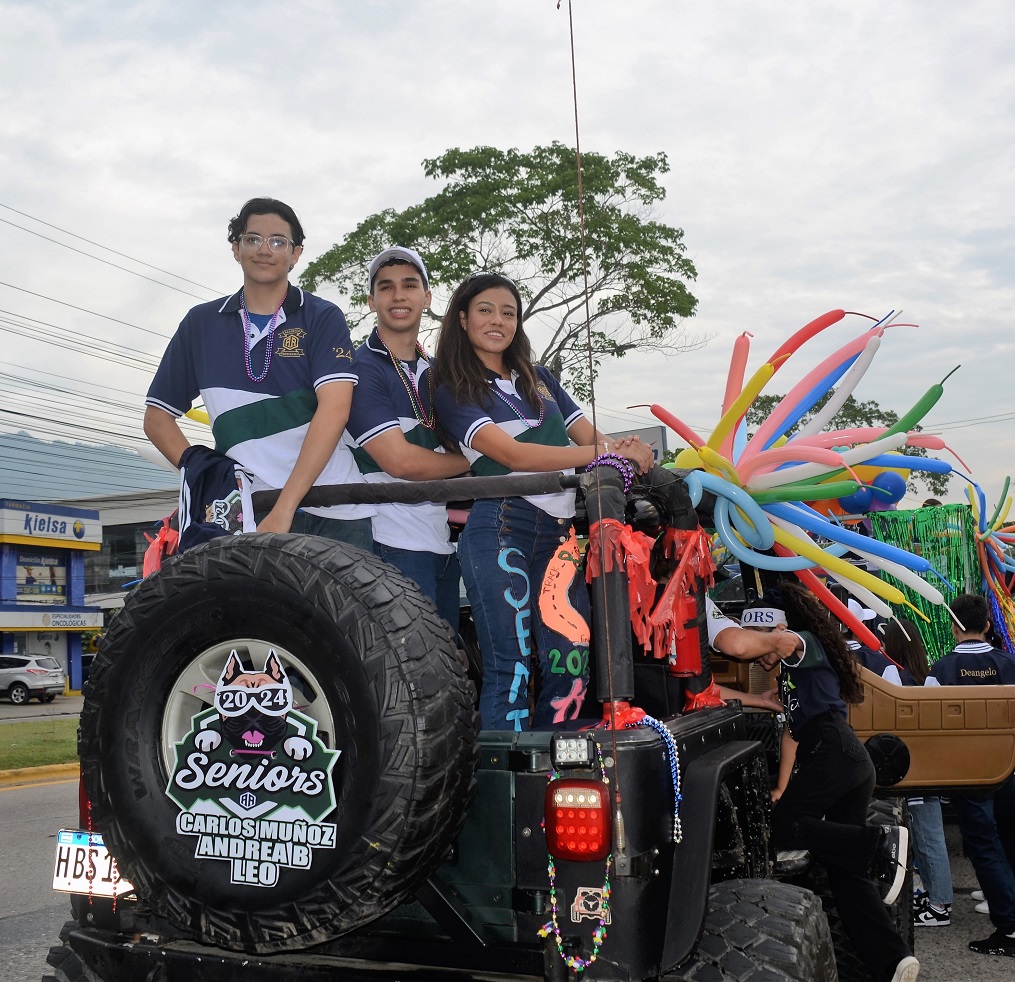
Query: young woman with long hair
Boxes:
[
  {"xmin": 748, "ymin": 582, "xmax": 920, "ymax": 982},
  {"xmin": 882, "ymin": 617, "xmax": 930, "ymax": 684},
  {"xmin": 432, "ymin": 272, "xmax": 652, "ymax": 731}
]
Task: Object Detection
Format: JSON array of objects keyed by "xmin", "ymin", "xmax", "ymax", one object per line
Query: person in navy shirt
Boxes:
[
  {"xmin": 844, "ymin": 599, "xmax": 916, "ymax": 685},
  {"xmin": 926, "ymin": 593, "xmax": 1015, "ymax": 958},
  {"xmin": 347, "ymin": 248, "xmax": 469, "ymax": 631},
  {"xmin": 144, "ymin": 198, "xmax": 372, "ymax": 546},
  {"xmin": 431, "ymin": 272, "xmax": 652, "ymax": 731}
]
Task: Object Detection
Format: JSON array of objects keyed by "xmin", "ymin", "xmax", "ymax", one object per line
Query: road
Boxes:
[
  {"xmin": 0, "ymin": 775, "xmax": 79, "ymax": 982},
  {"xmin": 2, "ymin": 694, "xmax": 1013, "ymax": 981}
]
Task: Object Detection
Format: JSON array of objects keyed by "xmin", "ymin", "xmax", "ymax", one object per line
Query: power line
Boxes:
[
  {"xmin": 0, "ymin": 289, "xmax": 173, "ymax": 340},
  {"xmin": 0, "ymin": 202, "xmax": 222, "ymax": 294},
  {"xmin": 0, "ymin": 216, "xmax": 214, "ymax": 300}
]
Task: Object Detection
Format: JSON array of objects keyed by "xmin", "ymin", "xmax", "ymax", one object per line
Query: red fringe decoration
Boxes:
[
  {"xmin": 142, "ymin": 516, "xmax": 179, "ymax": 578},
  {"xmin": 586, "ymin": 519, "xmax": 658, "ymax": 647},
  {"xmin": 649, "ymin": 528, "xmax": 717, "ymax": 662}
]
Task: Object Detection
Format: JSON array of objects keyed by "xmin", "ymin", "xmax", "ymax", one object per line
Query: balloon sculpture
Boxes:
[
  {"xmin": 966, "ymin": 478, "xmax": 1015, "ymax": 651},
  {"xmin": 637, "ymin": 310, "xmax": 969, "ymax": 650}
]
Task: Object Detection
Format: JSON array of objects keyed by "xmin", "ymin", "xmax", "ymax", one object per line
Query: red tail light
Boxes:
[
  {"xmin": 27, "ymin": 668, "xmax": 49, "ymax": 676},
  {"xmin": 544, "ymin": 778, "xmax": 611, "ymax": 861}
]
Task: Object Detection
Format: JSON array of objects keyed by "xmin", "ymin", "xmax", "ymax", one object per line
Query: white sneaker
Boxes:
[
  {"xmin": 891, "ymin": 955, "xmax": 920, "ymax": 982},
  {"xmin": 972, "ymin": 889, "xmax": 985, "ymax": 901},
  {"xmin": 976, "ymin": 899, "xmax": 991, "ymax": 914}
]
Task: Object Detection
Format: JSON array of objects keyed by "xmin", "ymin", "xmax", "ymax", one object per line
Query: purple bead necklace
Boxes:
[
  {"xmin": 491, "ymin": 380, "xmax": 544, "ymax": 429},
  {"xmin": 239, "ymin": 290, "xmax": 286, "ymax": 383}
]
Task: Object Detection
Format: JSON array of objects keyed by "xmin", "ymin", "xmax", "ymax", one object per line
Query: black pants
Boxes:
[{"xmin": 772, "ymin": 712, "xmax": 911, "ymax": 982}]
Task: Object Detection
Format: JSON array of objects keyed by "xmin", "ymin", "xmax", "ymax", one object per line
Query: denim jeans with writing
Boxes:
[
  {"xmin": 458, "ymin": 497, "xmax": 590, "ymax": 731},
  {"xmin": 374, "ymin": 543, "xmax": 461, "ymax": 637},
  {"xmin": 953, "ymin": 773, "xmax": 1015, "ymax": 933}
]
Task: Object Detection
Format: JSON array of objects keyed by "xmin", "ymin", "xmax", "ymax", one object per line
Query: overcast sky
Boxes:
[{"xmin": 2, "ymin": 0, "xmax": 1012, "ymax": 509}]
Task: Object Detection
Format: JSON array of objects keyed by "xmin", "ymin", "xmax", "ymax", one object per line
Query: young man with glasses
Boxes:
[
  {"xmin": 144, "ymin": 197, "xmax": 373, "ymax": 546},
  {"xmin": 346, "ymin": 247, "xmax": 470, "ymax": 633}
]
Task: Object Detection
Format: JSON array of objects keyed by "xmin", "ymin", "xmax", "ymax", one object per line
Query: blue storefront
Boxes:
[{"xmin": 0, "ymin": 498, "xmax": 104, "ymax": 691}]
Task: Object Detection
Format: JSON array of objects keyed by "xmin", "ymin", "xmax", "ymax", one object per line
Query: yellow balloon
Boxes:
[
  {"xmin": 771, "ymin": 525, "xmax": 910, "ymax": 607},
  {"xmin": 697, "ymin": 447, "xmax": 743, "ymax": 486},
  {"xmin": 707, "ymin": 362, "xmax": 776, "ymax": 452},
  {"xmin": 675, "ymin": 447, "xmax": 704, "ymax": 469}
]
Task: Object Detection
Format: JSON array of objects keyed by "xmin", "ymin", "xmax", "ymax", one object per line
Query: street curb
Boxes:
[{"xmin": 0, "ymin": 762, "xmax": 79, "ymax": 786}]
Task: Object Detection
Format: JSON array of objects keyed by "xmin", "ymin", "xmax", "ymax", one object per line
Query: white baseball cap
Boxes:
[
  {"xmin": 847, "ymin": 598, "xmax": 877, "ymax": 622},
  {"xmin": 368, "ymin": 246, "xmax": 429, "ymax": 291}
]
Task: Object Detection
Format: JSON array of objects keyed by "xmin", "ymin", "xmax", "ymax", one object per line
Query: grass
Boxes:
[{"xmin": 0, "ymin": 718, "xmax": 79, "ymax": 771}]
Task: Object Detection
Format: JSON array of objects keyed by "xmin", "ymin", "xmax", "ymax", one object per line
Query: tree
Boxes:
[
  {"xmin": 743, "ymin": 393, "xmax": 950, "ymax": 498},
  {"xmin": 300, "ymin": 143, "xmax": 705, "ymax": 399}
]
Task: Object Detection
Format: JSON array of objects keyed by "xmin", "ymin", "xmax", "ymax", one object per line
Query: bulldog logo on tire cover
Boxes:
[{"xmin": 166, "ymin": 649, "xmax": 341, "ymax": 888}]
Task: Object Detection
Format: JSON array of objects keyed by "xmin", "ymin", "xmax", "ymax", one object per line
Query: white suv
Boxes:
[{"xmin": 0, "ymin": 654, "xmax": 65, "ymax": 705}]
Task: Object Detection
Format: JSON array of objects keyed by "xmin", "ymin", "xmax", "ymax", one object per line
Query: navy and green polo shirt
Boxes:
[
  {"xmin": 145, "ymin": 285, "xmax": 372, "ymax": 520},
  {"xmin": 347, "ymin": 329, "xmax": 454, "ymax": 554},
  {"xmin": 434, "ymin": 366, "xmax": 585, "ymax": 519}
]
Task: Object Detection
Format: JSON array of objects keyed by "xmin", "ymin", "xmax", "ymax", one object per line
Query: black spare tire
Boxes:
[{"xmin": 79, "ymin": 534, "xmax": 478, "ymax": 954}]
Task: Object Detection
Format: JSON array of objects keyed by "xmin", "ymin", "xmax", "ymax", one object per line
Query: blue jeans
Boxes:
[
  {"xmin": 908, "ymin": 797, "xmax": 953, "ymax": 906},
  {"xmin": 374, "ymin": 543, "xmax": 461, "ymax": 636},
  {"xmin": 953, "ymin": 774, "xmax": 1015, "ymax": 932},
  {"xmin": 458, "ymin": 498, "xmax": 590, "ymax": 731}
]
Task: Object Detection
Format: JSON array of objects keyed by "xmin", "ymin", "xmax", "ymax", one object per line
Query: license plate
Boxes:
[{"xmin": 53, "ymin": 830, "xmax": 135, "ymax": 898}]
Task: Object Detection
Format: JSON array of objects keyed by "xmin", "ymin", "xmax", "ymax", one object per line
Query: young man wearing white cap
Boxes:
[{"xmin": 347, "ymin": 248, "xmax": 470, "ymax": 632}]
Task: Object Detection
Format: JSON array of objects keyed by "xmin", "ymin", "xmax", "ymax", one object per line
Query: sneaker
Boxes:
[
  {"xmin": 870, "ymin": 824, "xmax": 909, "ymax": 906},
  {"xmin": 976, "ymin": 899, "xmax": 991, "ymax": 914},
  {"xmin": 890, "ymin": 955, "xmax": 921, "ymax": 981},
  {"xmin": 914, "ymin": 902, "xmax": 951, "ymax": 927},
  {"xmin": 972, "ymin": 889, "xmax": 985, "ymax": 901},
  {"xmin": 968, "ymin": 930, "xmax": 1015, "ymax": 957}
]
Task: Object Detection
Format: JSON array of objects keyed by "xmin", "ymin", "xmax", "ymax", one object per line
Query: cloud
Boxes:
[{"xmin": 1, "ymin": 0, "xmax": 1012, "ymax": 504}]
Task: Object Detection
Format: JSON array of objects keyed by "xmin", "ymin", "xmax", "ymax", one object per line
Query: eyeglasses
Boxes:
[{"xmin": 238, "ymin": 233, "xmax": 293, "ymax": 253}]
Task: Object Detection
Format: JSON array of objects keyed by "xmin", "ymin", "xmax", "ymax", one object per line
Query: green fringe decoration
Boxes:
[{"xmin": 867, "ymin": 504, "xmax": 978, "ymax": 662}]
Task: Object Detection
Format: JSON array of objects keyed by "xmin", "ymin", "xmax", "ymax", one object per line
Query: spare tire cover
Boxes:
[{"xmin": 79, "ymin": 534, "xmax": 478, "ymax": 953}]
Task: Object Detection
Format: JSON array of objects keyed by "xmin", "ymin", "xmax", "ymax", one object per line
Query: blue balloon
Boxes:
[
  {"xmin": 871, "ymin": 471, "xmax": 907, "ymax": 504},
  {"xmin": 861, "ymin": 454, "xmax": 953, "ymax": 475},
  {"xmin": 837, "ymin": 486, "xmax": 874, "ymax": 514},
  {"xmin": 764, "ymin": 501, "xmax": 933, "ymax": 572}
]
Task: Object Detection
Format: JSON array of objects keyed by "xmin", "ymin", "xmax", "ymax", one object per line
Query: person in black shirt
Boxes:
[{"xmin": 751, "ymin": 583, "xmax": 919, "ymax": 982}]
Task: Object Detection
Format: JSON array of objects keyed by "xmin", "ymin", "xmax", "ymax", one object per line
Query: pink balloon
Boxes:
[
  {"xmin": 740, "ymin": 329, "xmax": 880, "ymax": 465},
  {"xmin": 719, "ymin": 332, "xmax": 753, "ymax": 459},
  {"xmin": 737, "ymin": 445, "xmax": 851, "ymax": 483}
]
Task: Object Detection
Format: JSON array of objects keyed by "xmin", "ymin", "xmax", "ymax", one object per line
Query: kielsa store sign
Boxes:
[{"xmin": 0, "ymin": 498, "xmax": 101, "ymax": 551}]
